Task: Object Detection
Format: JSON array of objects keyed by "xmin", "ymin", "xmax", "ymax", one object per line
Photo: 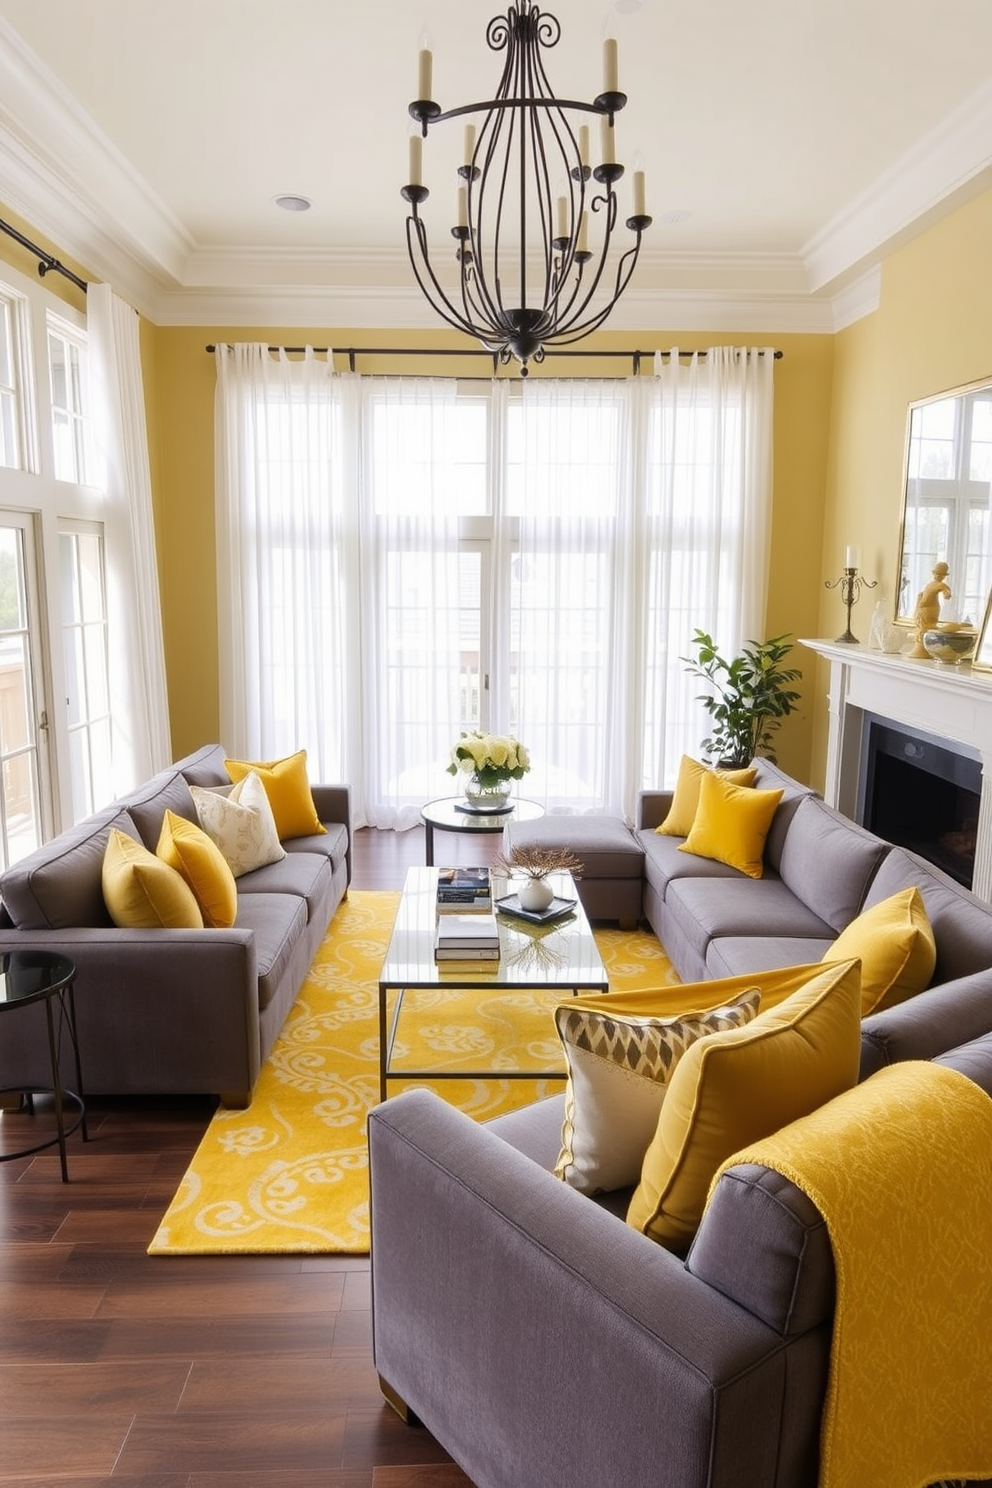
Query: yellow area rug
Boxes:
[{"xmin": 149, "ymin": 889, "xmax": 677, "ymax": 1255}]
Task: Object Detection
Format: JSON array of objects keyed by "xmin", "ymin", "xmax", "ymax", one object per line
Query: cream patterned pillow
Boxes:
[
  {"xmin": 190, "ymin": 770, "xmax": 287, "ymax": 877},
  {"xmin": 554, "ymin": 986, "xmax": 761, "ymax": 1195}
]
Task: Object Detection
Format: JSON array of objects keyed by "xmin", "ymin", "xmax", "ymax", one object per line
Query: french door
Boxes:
[{"xmin": 0, "ymin": 512, "xmax": 53, "ymax": 866}]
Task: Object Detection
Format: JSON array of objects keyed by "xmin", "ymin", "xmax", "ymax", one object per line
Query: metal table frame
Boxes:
[{"xmin": 377, "ymin": 867, "xmax": 608, "ymax": 1102}]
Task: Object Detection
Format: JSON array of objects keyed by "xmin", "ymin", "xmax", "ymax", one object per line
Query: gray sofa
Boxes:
[
  {"xmin": 0, "ymin": 743, "xmax": 351, "ymax": 1107},
  {"xmin": 370, "ymin": 760, "xmax": 992, "ymax": 1488}
]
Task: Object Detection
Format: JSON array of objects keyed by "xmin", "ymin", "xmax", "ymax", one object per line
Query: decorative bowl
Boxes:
[{"xmin": 921, "ymin": 627, "xmax": 978, "ymax": 665}]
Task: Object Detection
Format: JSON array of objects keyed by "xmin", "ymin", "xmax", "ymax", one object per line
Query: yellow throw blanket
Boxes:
[{"xmin": 713, "ymin": 1061, "xmax": 992, "ymax": 1488}]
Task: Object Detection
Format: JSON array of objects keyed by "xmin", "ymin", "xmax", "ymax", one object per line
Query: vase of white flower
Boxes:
[{"xmin": 447, "ymin": 730, "xmax": 530, "ymax": 811}]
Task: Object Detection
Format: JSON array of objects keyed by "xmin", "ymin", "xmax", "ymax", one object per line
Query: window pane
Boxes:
[
  {"xmin": 49, "ymin": 331, "xmax": 68, "ymax": 408},
  {"xmin": 0, "ymin": 527, "xmax": 25, "ymax": 631}
]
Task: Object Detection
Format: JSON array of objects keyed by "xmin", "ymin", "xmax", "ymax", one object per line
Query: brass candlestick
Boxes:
[{"xmin": 825, "ymin": 566, "xmax": 877, "ymax": 643}]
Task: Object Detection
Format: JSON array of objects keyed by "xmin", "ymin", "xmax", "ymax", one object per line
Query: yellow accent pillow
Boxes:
[
  {"xmin": 224, "ymin": 750, "xmax": 326, "ymax": 840},
  {"xmin": 822, "ymin": 887, "xmax": 936, "ymax": 1015},
  {"xmin": 102, "ymin": 827, "xmax": 203, "ymax": 930},
  {"xmin": 627, "ymin": 958, "xmax": 862, "ymax": 1252},
  {"xmin": 656, "ymin": 755, "xmax": 758, "ymax": 836},
  {"xmin": 554, "ymin": 984, "xmax": 762, "ymax": 1195},
  {"xmin": 156, "ymin": 810, "xmax": 238, "ymax": 929},
  {"xmin": 678, "ymin": 770, "xmax": 783, "ymax": 879}
]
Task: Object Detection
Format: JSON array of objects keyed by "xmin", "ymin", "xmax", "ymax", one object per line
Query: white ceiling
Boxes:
[{"xmin": 1, "ymin": 0, "xmax": 991, "ymax": 331}]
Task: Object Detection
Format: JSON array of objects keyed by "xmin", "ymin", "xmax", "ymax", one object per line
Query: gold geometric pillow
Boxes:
[{"xmin": 553, "ymin": 985, "xmax": 762, "ymax": 1195}]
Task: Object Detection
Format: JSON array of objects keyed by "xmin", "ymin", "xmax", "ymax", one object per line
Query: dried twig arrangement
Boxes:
[{"xmin": 491, "ymin": 845, "xmax": 584, "ymax": 881}]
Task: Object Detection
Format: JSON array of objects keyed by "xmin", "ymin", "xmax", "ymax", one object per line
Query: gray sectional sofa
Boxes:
[
  {"xmin": 371, "ymin": 759, "xmax": 992, "ymax": 1488},
  {"xmin": 0, "ymin": 743, "xmax": 351, "ymax": 1107}
]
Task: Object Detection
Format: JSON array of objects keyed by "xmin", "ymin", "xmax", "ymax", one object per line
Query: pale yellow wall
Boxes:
[
  {"xmin": 144, "ymin": 326, "xmax": 834, "ymax": 770},
  {"xmin": 813, "ymin": 185, "xmax": 992, "ymax": 786}
]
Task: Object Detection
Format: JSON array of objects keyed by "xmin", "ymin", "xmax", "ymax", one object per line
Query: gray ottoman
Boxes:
[{"xmin": 502, "ymin": 815, "xmax": 644, "ymax": 927}]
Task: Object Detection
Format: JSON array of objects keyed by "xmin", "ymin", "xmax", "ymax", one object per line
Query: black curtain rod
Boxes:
[
  {"xmin": 0, "ymin": 216, "xmax": 88, "ymax": 293},
  {"xmin": 206, "ymin": 344, "xmax": 782, "ymax": 374}
]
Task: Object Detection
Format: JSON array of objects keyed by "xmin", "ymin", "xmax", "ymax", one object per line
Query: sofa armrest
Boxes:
[
  {"xmin": 312, "ymin": 783, "xmax": 352, "ymax": 882},
  {"xmin": 0, "ymin": 926, "xmax": 261, "ymax": 1102},
  {"xmin": 860, "ymin": 968, "xmax": 992, "ymax": 1080},
  {"xmin": 369, "ymin": 1088, "xmax": 820, "ymax": 1488},
  {"xmin": 637, "ymin": 789, "xmax": 674, "ymax": 830}
]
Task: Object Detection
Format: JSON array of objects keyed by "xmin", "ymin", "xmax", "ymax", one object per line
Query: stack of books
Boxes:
[
  {"xmin": 435, "ymin": 912, "xmax": 501, "ymax": 961},
  {"xmin": 436, "ymin": 866, "xmax": 492, "ymax": 914}
]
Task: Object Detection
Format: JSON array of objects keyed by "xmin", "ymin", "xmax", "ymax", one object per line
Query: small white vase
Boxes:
[{"xmin": 517, "ymin": 877, "xmax": 555, "ymax": 912}]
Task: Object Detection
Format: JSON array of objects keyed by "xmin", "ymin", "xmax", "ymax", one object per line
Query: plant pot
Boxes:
[{"xmin": 518, "ymin": 878, "xmax": 555, "ymax": 912}]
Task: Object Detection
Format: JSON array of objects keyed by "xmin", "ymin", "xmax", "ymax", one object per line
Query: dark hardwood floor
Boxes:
[{"xmin": 0, "ymin": 827, "xmax": 481, "ymax": 1488}]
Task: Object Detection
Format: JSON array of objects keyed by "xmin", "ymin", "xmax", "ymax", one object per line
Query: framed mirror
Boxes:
[{"xmin": 896, "ymin": 377, "xmax": 992, "ymax": 628}]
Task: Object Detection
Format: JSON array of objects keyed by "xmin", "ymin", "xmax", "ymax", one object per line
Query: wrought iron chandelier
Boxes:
[{"xmin": 402, "ymin": 1, "xmax": 651, "ymax": 375}]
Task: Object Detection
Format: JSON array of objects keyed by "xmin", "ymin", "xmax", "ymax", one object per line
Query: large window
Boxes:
[{"xmin": 217, "ymin": 351, "xmax": 773, "ymax": 829}]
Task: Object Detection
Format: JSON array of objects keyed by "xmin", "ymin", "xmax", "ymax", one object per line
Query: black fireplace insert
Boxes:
[{"xmin": 857, "ymin": 714, "xmax": 982, "ymax": 889}]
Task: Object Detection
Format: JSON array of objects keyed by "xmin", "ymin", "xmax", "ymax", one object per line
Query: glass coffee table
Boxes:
[
  {"xmin": 377, "ymin": 865, "xmax": 609, "ymax": 1102},
  {"xmin": 420, "ymin": 795, "xmax": 544, "ymax": 867}
]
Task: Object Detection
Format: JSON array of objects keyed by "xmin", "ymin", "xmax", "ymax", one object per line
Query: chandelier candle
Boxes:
[{"xmin": 402, "ymin": 0, "xmax": 652, "ymax": 374}]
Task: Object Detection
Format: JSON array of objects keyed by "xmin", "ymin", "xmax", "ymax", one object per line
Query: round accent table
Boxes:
[
  {"xmin": 0, "ymin": 950, "xmax": 86, "ymax": 1182},
  {"xmin": 421, "ymin": 796, "xmax": 544, "ymax": 867}
]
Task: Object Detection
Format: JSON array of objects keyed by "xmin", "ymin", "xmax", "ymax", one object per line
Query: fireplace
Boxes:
[{"xmin": 857, "ymin": 716, "xmax": 982, "ymax": 887}]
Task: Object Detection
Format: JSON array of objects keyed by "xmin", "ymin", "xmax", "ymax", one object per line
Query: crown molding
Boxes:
[
  {"xmin": 145, "ymin": 278, "xmax": 838, "ymax": 334},
  {"xmin": 829, "ymin": 267, "xmax": 882, "ymax": 333},
  {"xmin": 0, "ymin": 18, "xmax": 192, "ymax": 293},
  {"xmin": 803, "ymin": 76, "xmax": 992, "ymax": 292}
]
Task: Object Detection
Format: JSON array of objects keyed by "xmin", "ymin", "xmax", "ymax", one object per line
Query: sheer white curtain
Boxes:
[
  {"xmin": 638, "ymin": 347, "xmax": 774, "ymax": 812},
  {"xmin": 358, "ymin": 378, "xmax": 469, "ymax": 829},
  {"xmin": 214, "ymin": 351, "xmax": 773, "ymax": 829},
  {"xmin": 500, "ymin": 352, "xmax": 773, "ymax": 821},
  {"xmin": 214, "ymin": 345, "xmax": 356, "ymax": 783},
  {"xmin": 88, "ymin": 282, "xmax": 171, "ymax": 789},
  {"xmin": 493, "ymin": 379, "xmax": 632, "ymax": 815}
]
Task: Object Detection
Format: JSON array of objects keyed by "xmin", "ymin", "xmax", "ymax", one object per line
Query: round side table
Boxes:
[
  {"xmin": 421, "ymin": 796, "xmax": 545, "ymax": 867},
  {"xmin": 0, "ymin": 951, "xmax": 86, "ymax": 1182}
]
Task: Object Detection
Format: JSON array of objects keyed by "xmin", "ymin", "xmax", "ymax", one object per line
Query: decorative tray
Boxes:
[
  {"xmin": 494, "ymin": 893, "xmax": 577, "ymax": 924},
  {"xmin": 454, "ymin": 800, "xmax": 515, "ymax": 815}
]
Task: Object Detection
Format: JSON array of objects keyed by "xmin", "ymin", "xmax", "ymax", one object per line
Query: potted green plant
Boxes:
[{"xmin": 682, "ymin": 630, "xmax": 802, "ymax": 769}]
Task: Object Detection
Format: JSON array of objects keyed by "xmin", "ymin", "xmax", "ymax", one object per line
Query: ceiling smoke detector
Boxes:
[{"xmin": 273, "ymin": 194, "xmax": 312, "ymax": 212}]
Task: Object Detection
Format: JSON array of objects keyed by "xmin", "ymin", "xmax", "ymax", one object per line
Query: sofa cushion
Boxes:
[
  {"xmin": 225, "ymin": 750, "xmax": 326, "ymax": 840},
  {"xmin": 190, "ymin": 770, "xmax": 287, "ymax": 877},
  {"xmin": 102, "ymin": 827, "xmax": 204, "ymax": 930},
  {"xmin": 706, "ymin": 935, "xmax": 838, "ymax": 978},
  {"xmin": 125, "ymin": 768, "xmax": 199, "ymax": 849},
  {"xmin": 1, "ymin": 805, "xmax": 140, "ymax": 930},
  {"xmin": 823, "ymin": 886, "xmax": 935, "ymax": 1015},
  {"xmin": 749, "ymin": 758, "xmax": 819, "ymax": 871},
  {"xmin": 627, "ymin": 958, "xmax": 862, "ymax": 1252},
  {"xmin": 175, "ymin": 742, "xmax": 229, "ymax": 787},
  {"xmin": 236, "ymin": 851, "xmax": 331, "ymax": 921},
  {"xmin": 656, "ymin": 756, "xmax": 757, "ymax": 837},
  {"xmin": 233, "ymin": 891, "xmax": 309, "ymax": 1010},
  {"xmin": 156, "ymin": 810, "xmax": 238, "ymax": 929},
  {"xmin": 664, "ymin": 875, "xmax": 834, "ymax": 966},
  {"xmin": 777, "ymin": 795, "xmax": 888, "ymax": 932},
  {"xmin": 283, "ymin": 821, "xmax": 349, "ymax": 869},
  {"xmin": 680, "ymin": 773, "xmax": 783, "ymax": 879},
  {"xmin": 639, "ymin": 829, "xmax": 743, "ymax": 897},
  {"xmin": 553, "ymin": 985, "xmax": 761, "ymax": 1195},
  {"xmin": 503, "ymin": 814, "xmax": 643, "ymax": 880},
  {"xmin": 865, "ymin": 845, "xmax": 992, "ymax": 984}
]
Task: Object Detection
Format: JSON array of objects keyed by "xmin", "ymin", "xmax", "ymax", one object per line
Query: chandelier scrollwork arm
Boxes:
[{"xmin": 402, "ymin": 0, "xmax": 651, "ymax": 374}]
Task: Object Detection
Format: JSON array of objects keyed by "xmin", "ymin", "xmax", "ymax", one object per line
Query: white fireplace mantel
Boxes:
[{"xmin": 801, "ymin": 638, "xmax": 992, "ymax": 901}]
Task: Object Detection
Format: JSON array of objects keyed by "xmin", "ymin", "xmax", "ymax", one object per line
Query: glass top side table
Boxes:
[{"xmin": 0, "ymin": 950, "xmax": 87, "ymax": 1182}]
